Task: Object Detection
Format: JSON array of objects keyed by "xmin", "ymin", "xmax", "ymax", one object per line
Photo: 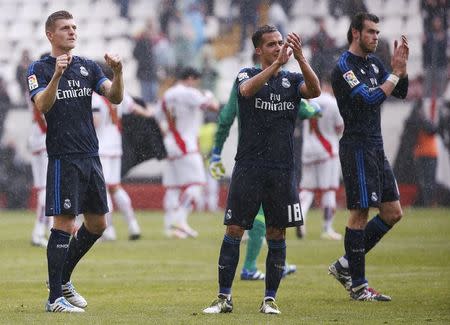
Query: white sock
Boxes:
[
  {"xmin": 299, "ymin": 190, "xmax": 314, "ymax": 219},
  {"xmin": 32, "ymin": 189, "xmax": 47, "ymax": 237},
  {"xmin": 113, "ymin": 187, "xmax": 137, "ymax": 225},
  {"xmin": 339, "ymin": 256, "xmax": 349, "ymax": 268}
]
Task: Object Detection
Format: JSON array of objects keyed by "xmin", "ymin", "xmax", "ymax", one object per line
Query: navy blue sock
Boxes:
[
  {"xmin": 218, "ymin": 234, "xmax": 241, "ymax": 295},
  {"xmin": 265, "ymin": 239, "xmax": 286, "ymax": 299},
  {"xmin": 364, "ymin": 214, "xmax": 392, "ymax": 253},
  {"xmin": 344, "ymin": 227, "xmax": 366, "ymax": 289},
  {"xmin": 61, "ymin": 223, "xmax": 101, "ymax": 284},
  {"xmin": 47, "ymin": 228, "xmax": 71, "ymax": 303}
]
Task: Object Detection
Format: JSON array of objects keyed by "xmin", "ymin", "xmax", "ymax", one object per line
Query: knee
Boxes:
[
  {"xmin": 84, "ymin": 215, "xmax": 107, "ymax": 235},
  {"xmin": 225, "ymin": 225, "xmax": 245, "ymax": 239},
  {"xmin": 266, "ymin": 227, "xmax": 286, "ymax": 241},
  {"xmin": 383, "ymin": 208, "xmax": 403, "ymax": 226}
]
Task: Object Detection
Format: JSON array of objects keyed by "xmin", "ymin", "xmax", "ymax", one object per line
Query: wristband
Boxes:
[{"xmin": 387, "ymin": 74, "xmax": 399, "ymax": 86}]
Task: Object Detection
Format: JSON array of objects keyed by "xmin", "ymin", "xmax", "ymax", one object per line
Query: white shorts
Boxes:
[
  {"xmin": 300, "ymin": 156, "xmax": 341, "ymax": 191},
  {"xmin": 31, "ymin": 150, "xmax": 48, "ymax": 189},
  {"xmin": 100, "ymin": 155, "xmax": 121, "ymax": 185},
  {"xmin": 163, "ymin": 152, "xmax": 206, "ymax": 187}
]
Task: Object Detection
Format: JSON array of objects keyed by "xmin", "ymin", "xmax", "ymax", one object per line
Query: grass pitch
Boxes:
[{"xmin": 0, "ymin": 208, "xmax": 449, "ymax": 324}]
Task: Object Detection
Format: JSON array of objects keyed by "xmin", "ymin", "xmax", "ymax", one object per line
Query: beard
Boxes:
[{"xmin": 359, "ymin": 40, "xmax": 377, "ymax": 54}]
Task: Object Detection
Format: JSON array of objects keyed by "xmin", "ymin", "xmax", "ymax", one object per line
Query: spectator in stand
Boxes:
[
  {"xmin": 422, "ymin": 15, "xmax": 448, "ymax": 98},
  {"xmin": 185, "ymin": 2, "xmax": 206, "ymax": 52},
  {"xmin": 309, "ymin": 17, "xmax": 339, "ymax": 80},
  {"xmin": 133, "ymin": 18, "xmax": 159, "ymax": 104},
  {"xmin": 236, "ymin": 0, "xmax": 261, "ymax": 52},
  {"xmin": 0, "ymin": 76, "xmax": 11, "ymax": 142},
  {"xmin": 421, "ymin": 0, "xmax": 448, "ymax": 34},
  {"xmin": 329, "ymin": 0, "xmax": 367, "ymax": 19},
  {"xmin": 412, "ymin": 98, "xmax": 440, "ymax": 207},
  {"xmin": 160, "ymin": 0, "xmax": 178, "ymax": 37},
  {"xmin": 115, "ymin": 0, "xmax": 129, "ymax": 19},
  {"xmin": 268, "ymin": 1, "xmax": 289, "ymax": 37},
  {"xmin": 16, "ymin": 49, "xmax": 33, "ymax": 105}
]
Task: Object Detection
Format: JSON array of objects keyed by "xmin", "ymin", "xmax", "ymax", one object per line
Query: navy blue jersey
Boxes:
[
  {"xmin": 235, "ymin": 67, "xmax": 304, "ymax": 169},
  {"xmin": 27, "ymin": 56, "xmax": 107, "ymax": 158},
  {"xmin": 331, "ymin": 51, "xmax": 408, "ymax": 149}
]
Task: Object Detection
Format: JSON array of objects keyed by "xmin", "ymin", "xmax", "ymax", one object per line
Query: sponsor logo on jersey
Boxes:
[
  {"xmin": 237, "ymin": 72, "xmax": 249, "ymax": 81},
  {"xmin": 80, "ymin": 66, "xmax": 89, "ymax": 76},
  {"xmin": 343, "ymin": 70, "xmax": 360, "ymax": 88},
  {"xmin": 63, "ymin": 199, "xmax": 71, "ymax": 209},
  {"xmin": 281, "ymin": 78, "xmax": 291, "ymax": 88},
  {"xmin": 28, "ymin": 74, "xmax": 38, "ymax": 91},
  {"xmin": 255, "ymin": 98, "xmax": 295, "ymax": 111},
  {"xmin": 57, "ymin": 243, "xmax": 70, "ymax": 248},
  {"xmin": 360, "ymin": 69, "xmax": 365, "ymax": 74},
  {"xmin": 56, "ymin": 87, "xmax": 92, "ymax": 100},
  {"xmin": 371, "ymin": 64, "xmax": 379, "ymax": 74}
]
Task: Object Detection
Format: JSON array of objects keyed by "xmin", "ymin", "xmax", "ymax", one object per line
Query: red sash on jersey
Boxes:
[
  {"xmin": 162, "ymin": 98, "xmax": 187, "ymax": 154},
  {"xmin": 101, "ymin": 96, "xmax": 122, "ymax": 132},
  {"xmin": 33, "ymin": 104, "xmax": 47, "ymax": 133},
  {"xmin": 309, "ymin": 119, "xmax": 333, "ymax": 157}
]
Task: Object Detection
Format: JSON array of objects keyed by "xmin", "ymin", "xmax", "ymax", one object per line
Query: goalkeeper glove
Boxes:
[{"xmin": 209, "ymin": 147, "xmax": 225, "ymax": 180}]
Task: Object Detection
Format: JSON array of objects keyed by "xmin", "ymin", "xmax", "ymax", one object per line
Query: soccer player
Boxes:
[
  {"xmin": 27, "ymin": 10, "xmax": 123, "ymax": 313},
  {"xmin": 297, "ymin": 78, "xmax": 344, "ymax": 240},
  {"xmin": 161, "ymin": 67, "xmax": 219, "ymax": 239},
  {"xmin": 91, "ymin": 64, "xmax": 151, "ymax": 241},
  {"xmin": 203, "ymin": 25, "xmax": 320, "ymax": 314},
  {"xmin": 28, "ymin": 92, "xmax": 53, "ymax": 247},
  {"xmin": 209, "ymin": 66, "xmax": 320, "ymax": 281},
  {"xmin": 328, "ymin": 13, "xmax": 408, "ymax": 301}
]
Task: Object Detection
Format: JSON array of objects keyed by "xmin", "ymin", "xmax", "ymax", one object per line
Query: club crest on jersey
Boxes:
[
  {"xmin": 237, "ymin": 72, "xmax": 249, "ymax": 81},
  {"xmin": 80, "ymin": 66, "xmax": 89, "ymax": 76},
  {"xmin": 371, "ymin": 192, "xmax": 378, "ymax": 202},
  {"xmin": 225, "ymin": 209, "xmax": 232, "ymax": 220},
  {"xmin": 281, "ymin": 78, "xmax": 290, "ymax": 88},
  {"xmin": 63, "ymin": 199, "xmax": 71, "ymax": 209},
  {"xmin": 371, "ymin": 64, "xmax": 379, "ymax": 74},
  {"xmin": 343, "ymin": 70, "xmax": 360, "ymax": 88},
  {"xmin": 28, "ymin": 74, "xmax": 38, "ymax": 91}
]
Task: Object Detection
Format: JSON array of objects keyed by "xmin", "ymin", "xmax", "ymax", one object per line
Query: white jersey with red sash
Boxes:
[
  {"xmin": 300, "ymin": 93, "xmax": 343, "ymax": 191},
  {"xmin": 161, "ymin": 83, "xmax": 209, "ymax": 187}
]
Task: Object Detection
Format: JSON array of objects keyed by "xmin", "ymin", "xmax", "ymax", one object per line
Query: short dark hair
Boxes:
[
  {"xmin": 45, "ymin": 10, "xmax": 73, "ymax": 32},
  {"xmin": 178, "ymin": 66, "xmax": 202, "ymax": 80},
  {"xmin": 347, "ymin": 12, "xmax": 379, "ymax": 45},
  {"xmin": 252, "ymin": 25, "xmax": 279, "ymax": 48}
]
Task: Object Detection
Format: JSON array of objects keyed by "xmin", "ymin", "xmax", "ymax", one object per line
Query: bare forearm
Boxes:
[
  {"xmin": 34, "ymin": 75, "xmax": 61, "ymax": 113},
  {"xmin": 297, "ymin": 57, "xmax": 320, "ymax": 98},
  {"xmin": 240, "ymin": 62, "xmax": 282, "ymax": 97},
  {"xmin": 106, "ymin": 72, "xmax": 124, "ymax": 104}
]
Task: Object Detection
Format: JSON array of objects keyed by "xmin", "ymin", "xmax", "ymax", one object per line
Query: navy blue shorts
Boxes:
[
  {"xmin": 224, "ymin": 164, "xmax": 303, "ymax": 230},
  {"xmin": 340, "ymin": 146, "xmax": 400, "ymax": 209},
  {"xmin": 46, "ymin": 156, "xmax": 109, "ymax": 216}
]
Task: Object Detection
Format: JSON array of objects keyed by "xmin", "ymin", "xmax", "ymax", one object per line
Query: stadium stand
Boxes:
[{"xmin": 1, "ymin": 0, "xmax": 449, "ymax": 208}]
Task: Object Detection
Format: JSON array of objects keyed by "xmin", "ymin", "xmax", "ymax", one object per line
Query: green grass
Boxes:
[{"xmin": 0, "ymin": 208, "xmax": 449, "ymax": 324}]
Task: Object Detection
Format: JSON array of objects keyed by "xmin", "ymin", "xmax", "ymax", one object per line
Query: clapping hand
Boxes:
[
  {"xmin": 286, "ymin": 32, "xmax": 304, "ymax": 61},
  {"xmin": 391, "ymin": 35, "xmax": 409, "ymax": 77},
  {"xmin": 104, "ymin": 53, "xmax": 123, "ymax": 75}
]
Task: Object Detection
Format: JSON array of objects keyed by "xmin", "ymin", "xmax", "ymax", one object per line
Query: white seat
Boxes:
[
  {"xmin": 104, "ymin": 17, "xmax": 129, "ymax": 39},
  {"xmin": 289, "ymin": 16, "xmax": 317, "ymax": 39}
]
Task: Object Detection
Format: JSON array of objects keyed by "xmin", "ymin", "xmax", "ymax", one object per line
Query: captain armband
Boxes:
[{"xmin": 386, "ymin": 74, "xmax": 399, "ymax": 86}]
